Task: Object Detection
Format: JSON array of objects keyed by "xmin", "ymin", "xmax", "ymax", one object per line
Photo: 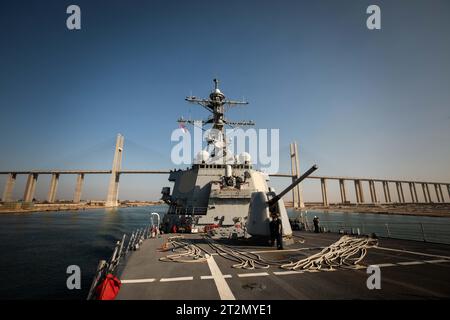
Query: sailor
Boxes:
[
  {"xmin": 269, "ymin": 213, "xmax": 283, "ymax": 250},
  {"xmin": 313, "ymin": 216, "xmax": 320, "ymax": 233},
  {"xmin": 163, "ymin": 222, "xmax": 170, "ymax": 234}
]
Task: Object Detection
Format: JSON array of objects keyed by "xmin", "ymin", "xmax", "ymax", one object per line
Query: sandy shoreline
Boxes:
[{"xmin": 0, "ymin": 201, "xmax": 165, "ymax": 214}]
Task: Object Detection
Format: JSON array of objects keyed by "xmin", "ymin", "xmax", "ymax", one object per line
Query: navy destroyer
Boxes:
[
  {"xmin": 87, "ymin": 81, "xmax": 450, "ymax": 300},
  {"xmin": 159, "ymin": 78, "xmax": 303, "ymax": 241}
]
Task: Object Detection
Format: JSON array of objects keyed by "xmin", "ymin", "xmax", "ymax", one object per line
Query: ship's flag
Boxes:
[{"xmin": 179, "ymin": 122, "xmax": 188, "ymax": 133}]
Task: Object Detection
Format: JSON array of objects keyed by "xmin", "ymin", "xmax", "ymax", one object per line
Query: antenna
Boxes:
[{"xmin": 181, "ymin": 79, "xmax": 254, "ymax": 158}]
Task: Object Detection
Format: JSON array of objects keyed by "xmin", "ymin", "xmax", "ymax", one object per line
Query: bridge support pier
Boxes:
[
  {"xmin": 434, "ymin": 184, "xmax": 444, "ymax": 203},
  {"xmin": 413, "ymin": 183, "xmax": 418, "ymax": 203},
  {"xmin": 422, "ymin": 183, "xmax": 429, "ymax": 203},
  {"xmin": 422, "ymin": 183, "xmax": 432, "ymax": 203},
  {"xmin": 369, "ymin": 180, "xmax": 377, "ymax": 203},
  {"xmin": 74, "ymin": 173, "xmax": 84, "ymax": 203},
  {"xmin": 24, "ymin": 173, "xmax": 38, "ymax": 202},
  {"xmin": 106, "ymin": 134, "xmax": 124, "ymax": 207},
  {"xmin": 2, "ymin": 173, "xmax": 17, "ymax": 202},
  {"xmin": 396, "ymin": 182, "xmax": 405, "ymax": 203},
  {"xmin": 434, "ymin": 184, "xmax": 440, "ymax": 203},
  {"xmin": 354, "ymin": 181, "xmax": 359, "ymax": 203},
  {"xmin": 320, "ymin": 178, "xmax": 328, "ymax": 206},
  {"xmin": 382, "ymin": 181, "xmax": 391, "ymax": 203},
  {"xmin": 409, "ymin": 182, "xmax": 418, "ymax": 203},
  {"xmin": 400, "ymin": 182, "xmax": 405, "ymax": 203},
  {"xmin": 439, "ymin": 184, "xmax": 444, "ymax": 202},
  {"xmin": 339, "ymin": 179, "xmax": 347, "ymax": 204},
  {"xmin": 47, "ymin": 173, "xmax": 59, "ymax": 203},
  {"xmin": 354, "ymin": 180, "xmax": 364, "ymax": 203}
]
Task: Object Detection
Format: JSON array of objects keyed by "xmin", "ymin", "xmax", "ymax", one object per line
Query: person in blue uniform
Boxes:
[
  {"xmin": 269, "ymin": 213, "xmax": 283, "ymax": 250},
  {"xmin": 313, "ymin": 216, "xmax": 320, "ymax": 233}
]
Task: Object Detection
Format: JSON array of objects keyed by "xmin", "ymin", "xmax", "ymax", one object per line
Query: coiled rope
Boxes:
[
  {"xmin": 280, "ymin": 235, "xmax": 378, "ymax": 271},
  {"xmin": 158, "ymin": 235, "xmax": 378, "ymax": 272},
  {"xmin": 159, "ymin": 236, "xmax": 208, "ymax": 263},
  {"xmin": 204, "ymin": 238, "xmax": 293, "ymax": 270}
]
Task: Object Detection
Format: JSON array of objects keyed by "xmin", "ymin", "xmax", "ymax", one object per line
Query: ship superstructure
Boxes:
[{"xmin": 161, "ymin": 80, "xmax": 292, "ymax": 238}]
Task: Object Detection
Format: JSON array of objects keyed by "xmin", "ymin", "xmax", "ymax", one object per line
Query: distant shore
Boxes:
[
  {"xmin": 1, "ymin": 200, "xmax": 449, "ymax": 218},
  {"xmin": 285, "ymin": 202, "xmax": 450, "ymax": 218},
  {"xmin": 0, "ymin": 201, "xmax": 165, "ymax": 214}
]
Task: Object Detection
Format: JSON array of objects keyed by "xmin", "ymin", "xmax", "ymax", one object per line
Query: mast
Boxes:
[{"xmin": 181, "ymin": 79, "xmax": 254, "ymax": 161}]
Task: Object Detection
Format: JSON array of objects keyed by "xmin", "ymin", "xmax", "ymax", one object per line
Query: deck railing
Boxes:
[
  {"xmin": 303, "ymin": 219, "xmax": 450, "ymax": 245},
  {"xmin": 167, "ymin": 206, "xmax": 208, "ymax": 215}
]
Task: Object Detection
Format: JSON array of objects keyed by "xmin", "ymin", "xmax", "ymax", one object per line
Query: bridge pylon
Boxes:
[{"xmin": 105, "ymin": 134, "xmax": 124, "ymax": 207}]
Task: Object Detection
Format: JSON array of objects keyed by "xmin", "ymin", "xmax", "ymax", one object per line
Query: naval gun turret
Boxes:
[{"xmin": 246, "ymin": 165, "xmax": 318, "ymax": 239}]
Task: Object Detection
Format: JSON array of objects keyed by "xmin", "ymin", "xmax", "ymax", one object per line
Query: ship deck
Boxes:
[{"xmin": 115, "ymin": 231, "xmax": 450, "ymax": 300}]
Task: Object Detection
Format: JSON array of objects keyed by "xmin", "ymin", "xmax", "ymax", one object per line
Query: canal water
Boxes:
[{"xmin": 0, "ymin": 205, "xmax": 449, "ymax": 299}]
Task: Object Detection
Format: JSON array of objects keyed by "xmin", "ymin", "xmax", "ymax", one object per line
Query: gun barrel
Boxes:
[{"xmin": 267, "ymin": 164, "xmax": 318, "ymax": 207}]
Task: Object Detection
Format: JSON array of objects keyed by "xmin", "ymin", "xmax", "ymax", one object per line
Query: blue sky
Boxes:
[{"xmin": 0, "ymin": 0, "xmax": 449, "ymax": 202}]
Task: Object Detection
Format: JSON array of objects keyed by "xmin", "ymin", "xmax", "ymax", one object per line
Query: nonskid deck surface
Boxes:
[{"xmin": 116, "ymin": 231, "xmax": 450, "ymax": 300}]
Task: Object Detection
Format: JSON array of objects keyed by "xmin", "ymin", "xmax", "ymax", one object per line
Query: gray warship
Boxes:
[
  {"xmin": 87, "ymin": 80, "xmax": 450, "ymax": 300},
  {"xmin": 160, "ymin": 78, "xmax": 300, "ymax": 239}
]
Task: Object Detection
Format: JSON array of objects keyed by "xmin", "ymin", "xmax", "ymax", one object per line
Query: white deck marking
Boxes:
[
  {"xmin": 122, "ymin": 258, "xmax": 450, "ymax": 287},
  {"xmin": 377, "ymin": 263, "xmax": 396, "ymax": 267},
  {"xmin": 201, "ymin": 274, "xmax": 232, "ymax": 280},
  {"xmin": 345, "ymin": 265, "xmax": 366, "ymax": 270},
  {"xmin": 121, "ymin": 278, "xmax": 156, "ymax": 284},
  {"xmin": 376, "ymin": 246, "xmax": 450, "ymax": 260},
  {"xmin": 206, "ymin": 254, "xmax": 236, "ymax": 300},
  {"xmin": 237, "ymin": 272, "xmax": 270, "ymax": 278},
  {"xmin": 273, "ymin": 271, "xmax": 303, "ymax": 275},
  {"xmin": 425, "ymin": 259, "xmax": 450, "ymax": 264},
  {"xmin": 397, "ymin": 261, "xmax": 425, "ymax": 266},
  {"xmin": 160, "ymin": 276, "xmax": 193, "ymax": 282}
]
